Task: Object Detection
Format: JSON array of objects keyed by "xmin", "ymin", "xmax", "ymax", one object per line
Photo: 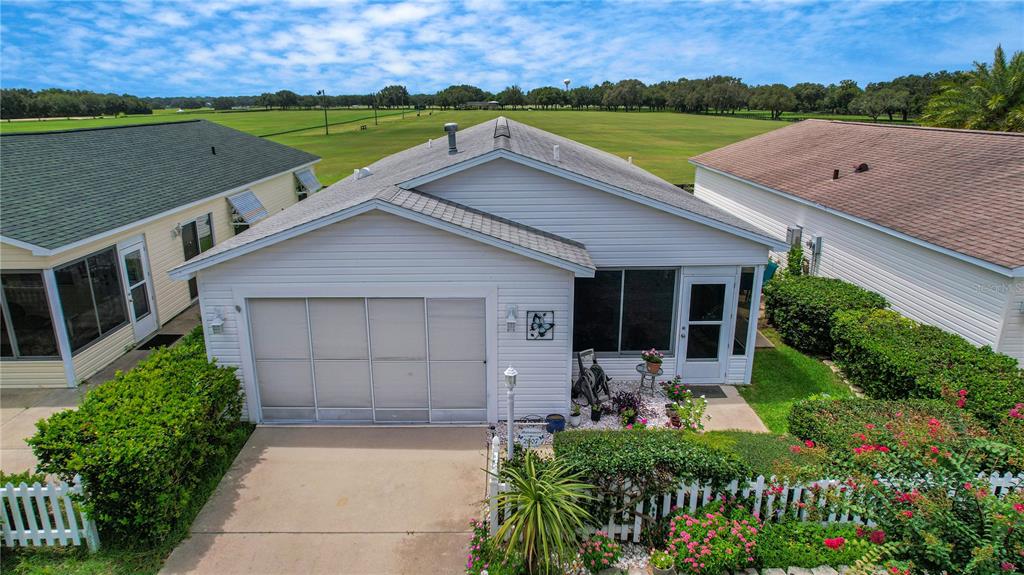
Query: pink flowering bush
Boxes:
[
  {"xmin": 665, "ymin": 501, "xmax": 760, "ymax": 574},
  {"xmin": 463, "ymin": 520, "xmax": 526, "ymax": 575},
  {"xmin": 579, "ymin": 531, "xmax": 621, "ymax": 574}
]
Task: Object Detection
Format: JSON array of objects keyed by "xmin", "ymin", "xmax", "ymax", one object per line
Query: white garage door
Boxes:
[{"xmin": 249, "ymin": 297, "xmax": 486, "ymax": 424}]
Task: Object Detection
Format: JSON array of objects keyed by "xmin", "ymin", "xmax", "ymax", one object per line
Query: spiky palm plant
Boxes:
[
  {"xmin": 493, "ymin": 453, "xmax": 594, "ymax": 574},
  {"xmin": 921, "ymin": 45, "xmax": 1024, "ymax": 131}
]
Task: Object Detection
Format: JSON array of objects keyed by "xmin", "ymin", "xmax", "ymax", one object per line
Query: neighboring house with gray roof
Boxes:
[
  {"xmin": 0, "ymin": 120, "xmax": 322, "ymax": 388},
  {"xmin": 691, "ymin": 119, "xmax": 1024, "ymax": 364},
  {"xmin": 171, "ymin": 117, "xmax": 784, "ymax": 425}
]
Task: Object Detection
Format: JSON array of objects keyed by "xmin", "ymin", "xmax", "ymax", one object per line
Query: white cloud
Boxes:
[{"xmin": 1, "ymin": 0, "xmax": 1020, "ymax": 96}]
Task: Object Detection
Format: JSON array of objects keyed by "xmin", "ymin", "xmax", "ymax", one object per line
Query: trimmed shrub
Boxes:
[
  {"xmin": 763, "ymin": 276, "xmax": 887, "ymax": 356},
  {"xmin": 831, "ymin": 309, "xmax": 1022, "ymax": 425},
  {"xmin": 756, "ymin": 522, "xmax": 872, "ymax": 568},
  {"xmin": 29, "ymin": 328, "xmax": 248, "ymax": 545},
  {"xmin": 553, "ymin": 429, "xmax": 748, "ymax": 490},
  {"xmin": 788, "ymin": 397, "xmax": 984, "ymax": 453},
  {"xmin": 553, "ymin": 429, "xmax": 747, "ymax": 525}
]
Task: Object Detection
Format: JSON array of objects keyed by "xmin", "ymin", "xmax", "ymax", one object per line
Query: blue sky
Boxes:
[{"xmin": 1, "ymin": 0, "xmax": 1022, "ymax": 96}]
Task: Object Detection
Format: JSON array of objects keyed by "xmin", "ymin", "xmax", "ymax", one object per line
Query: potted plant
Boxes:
[
  {"xmin": 650, "ymin": 550, "xmax": 675, "ymax": 575},
  {"xmin": 545, "ymin": 413, "xmax": 565, "ymax": 433},
  {"xmin": 590, "ymin": 403, "xmax": 603, "ymax": 422},
  {"xmin": 569, "ymin": 403, "xmax": 581, "ymax": 427},
  {"xmin": 641, "ymin": 348, "xmax": 664, "ymax": 373}
]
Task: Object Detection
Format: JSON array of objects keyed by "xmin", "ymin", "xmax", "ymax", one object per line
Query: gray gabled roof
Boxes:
[
  {"xmin": 1, "ymin": 120, "xmax": 319, "ymax": 251},
  {"xmin": 173, "ymin": 117, "xmax": 781, "ymax": 277}
]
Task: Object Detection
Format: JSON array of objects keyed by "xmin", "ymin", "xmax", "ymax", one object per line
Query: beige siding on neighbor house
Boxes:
[
  {"xmin": 997, "ymin": 279, "xmax": 1024, "ymax": 362},
  {"xmin": 0, "ymin": 170, "xmax": 306, "ymax": 387},
  {"xmin": 0, "ymin": 360, "xmax": 67, "ymax": 388},
  {"xmin": 196, "ymin": 210, "xmax": 574, "ymax": 423},
  {"xmin": 694, "ymin": 168, "xmax": 1021, "ymax": 364}
]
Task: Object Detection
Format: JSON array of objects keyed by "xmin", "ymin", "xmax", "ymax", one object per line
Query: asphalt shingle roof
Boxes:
[
  {"xmin": 178, "ymin": 117, "xmax": 778, "ymax": 273},
  {"xmin": 691, "ymin": 120, "xmax": 1024, "ymax": 270},
  {"xmin": 1, "ymin": 120, "xmax": 319, "ymax": 250}
]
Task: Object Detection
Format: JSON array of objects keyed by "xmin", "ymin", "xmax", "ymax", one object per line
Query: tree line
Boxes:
[
  {"xmin": 2, "ymin": 45, "xmax": 1019, "ymax": 131},
  {"xmin": 0, "ymin": 88, "xmax": 152, "ymax": 119}
]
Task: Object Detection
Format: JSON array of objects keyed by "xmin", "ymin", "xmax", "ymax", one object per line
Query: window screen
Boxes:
[
  {"xmin": 55, "ymin": 247, "xmax": 127, "ymax": 352},
  {"xmin": 732, "ymin": 267, "xmax": 755, "ymax": 355},
  {"xmin": 0, "ymin": 273, "xmax": 59, "ymax": 358},
  {"xmin": 573, "ymin": 269, "xmax": 677, "ymax": 354},
  {"xmin": 295, "ymin": 168, "xmax": 322, "ymax": 197}
]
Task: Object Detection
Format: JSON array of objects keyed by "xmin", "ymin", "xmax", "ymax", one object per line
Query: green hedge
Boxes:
[
  {"xmin": 29, "ymin": 328, "xmax": 248, "ymax": 545},
  {"xmin": 552, "ymin": 429, "xmax": 748, "ymax": 488},
  {"xmin": 763, "ymin": 276, "xmax": 887, "ymax": 356},
  {"xmin": 831, "ymin": 309, "xmax": 1023, "ymax": 424},
  {"xmin": 788, "ymin": 397, "xmax": 983, "ymax": 452},
  {"xmin": 689, "ymin": 431, "xmax": 824, "ymax": 479}
]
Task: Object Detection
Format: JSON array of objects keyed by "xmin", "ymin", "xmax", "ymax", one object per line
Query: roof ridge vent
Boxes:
[
  {"xmin": 493, "ymin": 117, "xmax": 511, "ymax": 140},
  {"xmin": 553, "ymin": 144, "xmax": 560, "ymax": 162}
]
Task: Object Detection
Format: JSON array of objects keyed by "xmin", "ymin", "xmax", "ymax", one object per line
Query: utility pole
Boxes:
[
  {"xmin": 316, "ymin": 90, "xmax": 328, "ymax": 135},
  {"xmin": 373, "ymin": 92, "xmax": 379, "ymax": 126}
]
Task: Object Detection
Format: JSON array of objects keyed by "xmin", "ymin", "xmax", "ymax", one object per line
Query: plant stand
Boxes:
[{"xmin": 634, "ymin": 363, "xmax": 664, "ymax": 396}]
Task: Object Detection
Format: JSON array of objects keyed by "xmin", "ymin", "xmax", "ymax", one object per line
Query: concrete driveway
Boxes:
[
  {"xmin": 0, "ymin": 387, "xmax": 84, "ymax": 474},
  {"xmin": 162, "ymin": 427, "xmax": 488, "ymax": 575}
]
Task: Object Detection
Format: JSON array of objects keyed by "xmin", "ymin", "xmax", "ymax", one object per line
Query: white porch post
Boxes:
[{"xmin": 42, "ymin": 268, "xmax": 77, "ymax": 388}]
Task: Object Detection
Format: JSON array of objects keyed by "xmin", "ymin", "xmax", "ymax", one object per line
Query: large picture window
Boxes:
[
  {"xmin": 55, "ymin": 247, "xmax": 128, "ymax": 352},
  {"xmin": 182, "ymin": 214, "xmax": 214, "ymax": 299},
  {"xmin": 573, "ymin": 269, "xmax": 677, "ymax": 354},
  {"xmin": 0, "ymin": 272, "xmax": 59, "ymax": 358}
]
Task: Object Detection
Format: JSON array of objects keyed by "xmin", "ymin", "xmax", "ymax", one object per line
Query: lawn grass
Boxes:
[
  {"xmin": 739, "ymin": 327, "xmax": 853, "ymax": 434},
  {"xmin": 2, "ymin": 108, "xmax": 781, "ymax": 185},
  {"xmin": 0, "ymin": 423, "xmax": 254, "ymax": 575},
  {"xmin": 693, "ymin": 430, "xmax": 820, "ymax": 477}
]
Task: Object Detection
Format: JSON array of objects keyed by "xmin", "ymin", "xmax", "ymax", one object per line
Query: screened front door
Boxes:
[
  {"xmin": 677, "ymin": 276, "xmax": 734, "ymax": 383},
  {"xmin": 249, "ymin": 297, "xmax": 486, "ymax": 424},
  {"xmin": 117, "ymin": 238, "xmax": 158, "ymax": 341}
]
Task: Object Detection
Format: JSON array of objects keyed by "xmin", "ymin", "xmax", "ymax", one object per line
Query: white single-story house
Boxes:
[
  {"xmin": 691, "ymin": 120, "xmax": 1023, "ymax": 364},
  {"xmin": 0, "ymin": 120, "xmax": 322, "ymax": 388},
  {"xmin": 171, "ymin": 117, "xmax": 786, "ymax": 424}
]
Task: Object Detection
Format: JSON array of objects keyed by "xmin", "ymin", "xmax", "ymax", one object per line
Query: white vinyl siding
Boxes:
[
  {"xmin": 418, "ymin": 159, "xmax": 769, "ymax": 381},
  {"xmin": 694, "ymin": 167, "xmax": 1020, "ymax": 364},
  {"xmin": 419, "ymin": 158, "xmax": 768, "ymax": 267},
  {"xmin": 196, "ymin": 210, "xmax": 573, "ymax": 423}
]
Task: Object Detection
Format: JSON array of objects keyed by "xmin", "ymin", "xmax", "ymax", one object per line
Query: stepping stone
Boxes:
[
  {"xmin": 763, "ymin": 570, "xmax": 787, "ymax": 575},
  {"xmin": 812, "ymin": 568, "xmax": 838, "ymax": 575},
  {"xmin": 788, "ymin": 569, "xmax": 815, "ymax": 575}
]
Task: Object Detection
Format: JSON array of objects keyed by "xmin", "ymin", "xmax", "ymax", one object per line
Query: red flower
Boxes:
[
  {"xmin": 823, "ymin": 537, "xmax": 845, "ymax": 550},
  {"xmin": 869, "ymin": 530, "xmax": 886, "ymax": 544},
  {"xmin": 901, "ymin": 510, "xmax": 914, "ymax": 518},
  {"xmin": 804, "ymin": 440, "xmax": 815, "ymax": 448}
]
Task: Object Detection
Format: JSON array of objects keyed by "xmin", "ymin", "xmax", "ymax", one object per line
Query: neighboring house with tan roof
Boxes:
[
  {"xmin": 691, "ymin": 120, "xmax": 1024, "ymax": 364},
  {"xmin": 0, "ymin": 120, "xmax": 322, "ymax": 388},
  {"xmin": 171, "ymin": 117, "xmax": 786, "ymax": 424}
]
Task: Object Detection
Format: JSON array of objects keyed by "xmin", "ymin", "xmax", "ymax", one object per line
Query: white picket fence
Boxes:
[
  {"xmin": 1, "ymin": 475, "xmax": 100, "ymax": 551},
  {"xmin": 485, "ymin": 437, "xmax": 1024, "ymax": 542}
]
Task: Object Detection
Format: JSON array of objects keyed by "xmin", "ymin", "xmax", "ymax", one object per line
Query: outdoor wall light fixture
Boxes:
[
  {"xmin": 171, "ymin": 223, "xmax": 182, "ymax": 238},
  {"xmin": 505, "ymin": 304, "xmax": 518, "ymax": 332},
  {"xmin": 208, "ymin": 309, "xmax": 225, "ymax": 335}
]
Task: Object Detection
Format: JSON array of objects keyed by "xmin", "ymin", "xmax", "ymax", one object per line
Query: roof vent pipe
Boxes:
[
  {"xmin": 553, "ymin": 144, "xmax": 560, "ymax": 162},
  {"xmin": 444, "ymin": 123, "xmax": 458, "ymax": 155},
  {"xmin": 627, "ymin": 156, "xmax": 633, "ymax": 164},
  {"xmin": 832, "ymin": 169, "xmax": 840, "ymax": 180},
  {"xmin": 427, "ymin": 138, "xmax": 432, "ymax": 148},
  {"xmin": 211, "ymin": 146, "xmax": 216, "ymax": 155}
]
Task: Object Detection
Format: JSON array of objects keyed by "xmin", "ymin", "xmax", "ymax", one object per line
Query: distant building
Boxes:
[{"xmin": 461, "ymin": 101, "xmax": 501, "ymax": 110}]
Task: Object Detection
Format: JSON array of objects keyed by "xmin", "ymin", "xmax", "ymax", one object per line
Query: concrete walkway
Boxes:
[
  {"xmin": 704, "ymin": 384, "xmax": 770, "ymax": 432},
  {"xmin": 0, "ymin": 387, "xmax": 84, "ymax": 474},
  {"xmin": 161, "ymin": 427, "xmax": 488, "ymax": 575}
]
